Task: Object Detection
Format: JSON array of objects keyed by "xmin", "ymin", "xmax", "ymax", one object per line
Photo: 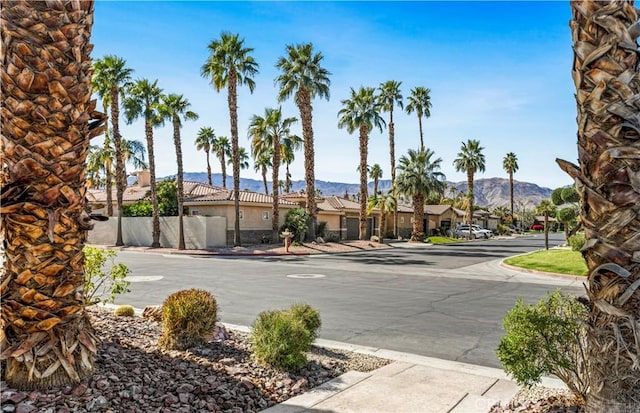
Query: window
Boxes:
[
  {"xmin": 262, "ymin": 211, "xmax": 270, "ymax": 220},
  {"xmin": 239, "ymin": 210, "xmax": 244, "ymax": 220},
  {"xmin": 191, "ymin": 210, "xmax": 199, "ymax": 216}
]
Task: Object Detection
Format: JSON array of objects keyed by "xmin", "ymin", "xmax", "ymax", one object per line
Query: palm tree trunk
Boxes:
[
  {"xmin": 1, "ymin": 0, "xmax": 101, "ymax": 388},
  {"xmin": 285, "ymin": 163, "xmax": 292, "ymax": 193},
  {"xmin": 417, "ymin": 114, "xmax": 424, "ymax": 150},
  {"xmin": 111, "ymin": 86, "xmax": 125, "ymax": 246},
  {"xmin": 374, "ymin": 177, "xmax": 379, "ymax": 196},
  {"xmin": 103, "ymin": 111, "xmax": 113, "ymax": 217},
  {"xmin": 509, "ymin": 170, "xmax": 514, "ymax": 223},
  {"xmin": 297, "ymin": 88, "xmax": 316, "ymax": 241},
  {"xmin": 145, "ymin": 120, "xmax": 161, "ymax": 248},
  {"xmin": 358, "ymin": 126, "xmax": 369, "ymax": 241},
  {"xmin": 173, "ymin": 115, "xmax": 185, "ymax": 250},
  {"xmin": 389, "ymin": 112, "xmax": 398, "ymax": 239},
  {"xmin": 272, "ymin": 138, "xmax": 281, "ymax": 242},
  {"xmin": 228, "ymin": 68, "xmax": 241, "ymax": 247},
  {"xmin": 220, "ymin": 153, "xmax": 227, "ymax": 189},
  {"xmin": 205, "ymin": 150, "xmax": 212, "ymax": 186},
  {"xmin": 558, "ymin": 2, "xmax": 640, "ymax": 410},
  {"xmin": 262, "ymin": 166, "xmax": 268, "ymax": 195},
  {"xmin": 379, "ymin": 212, "xmax": 386, "ymax": 244},
  {"xmin": 543, "ymin": 212, "xmax": 549, "ymax": 250},
  {"xmin": 466, "ymin": 169, "xmax": 474, "ymax": 239},
  {"xmin": 411, "ymin": 193, "xmax": 425, "ymax": 241}
]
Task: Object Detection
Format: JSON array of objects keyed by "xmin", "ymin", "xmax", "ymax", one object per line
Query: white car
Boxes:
[{"xmin": 454, "ymin": 224, "xmax": 492, "ymax": 239}]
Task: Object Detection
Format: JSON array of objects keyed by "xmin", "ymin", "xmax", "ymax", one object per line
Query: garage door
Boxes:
[{"xmin": 346, "ymin": 218, "xmax": 359, "ymax": 240}]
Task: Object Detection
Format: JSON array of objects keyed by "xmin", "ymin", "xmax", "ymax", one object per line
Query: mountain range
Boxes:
[{"xmin": 165, "ymin": 172, "xmax": 553, "ymax": 210}]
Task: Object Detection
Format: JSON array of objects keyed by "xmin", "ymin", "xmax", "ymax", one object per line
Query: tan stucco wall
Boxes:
[{"xmin": 186, "ymin": 203, "xmax": 296, "ymax": 230}]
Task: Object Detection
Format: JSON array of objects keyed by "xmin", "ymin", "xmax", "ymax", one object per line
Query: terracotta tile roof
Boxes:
[
  {"xmin": 317, "ymin": 196, "xmax": 380, "ymax": 213},
  {"xmin": 87, "ymin": 186, "xmax": 150, "ymax": 203},
  {"xmin": 424, "ymin": 205, "xmax": 452, "ymax": 215},
  {"xmin": 187, "ymin": 188, "xmax": 298, "ymax": 206},
  {"xmin": 397, "ymin": 203, "xmax": 413, "ymax": 213}
]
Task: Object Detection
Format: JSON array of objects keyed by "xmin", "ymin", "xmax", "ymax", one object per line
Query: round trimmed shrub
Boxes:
[
  {"xmin": 114, "ymin": 304, "xmax": 135, "ymax": 317},
  {"xmin": 289, "ymin": 303, "xmax": 321, "ymax": 340},
  {"xmin": 568, "ymin": 234, "xmax": 585, "ymax": 251},
  {"xmin": 251, "ymin": 310, "xmax": 312, "ymax": 370},
  {"xmin": 158, "ymin": 289, "xmax": 218, "ymax": 350}
]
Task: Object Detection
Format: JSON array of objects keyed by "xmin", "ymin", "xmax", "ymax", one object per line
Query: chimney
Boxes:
[{"xmin": 135, "ymin": 170, "xmax": 151, "ymax": 187}]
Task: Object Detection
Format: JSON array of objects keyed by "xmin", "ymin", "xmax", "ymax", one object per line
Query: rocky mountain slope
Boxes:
[{"xmin": 171, "ymin": 173, "xmax": 552, "ymax": 210}]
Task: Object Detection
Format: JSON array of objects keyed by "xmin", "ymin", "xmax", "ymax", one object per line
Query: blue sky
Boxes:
[{"xmin": 91, "ymin": 1, "xmax": 577, "ymax": 190}]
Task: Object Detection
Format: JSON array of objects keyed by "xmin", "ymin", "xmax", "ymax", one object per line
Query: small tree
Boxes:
[
  {"xmin": 551, "ymin": 186, "xmax": 581, "ymax": 240},
  {"xmin": 83, "ymin": 246, "xmax": 131, "ymax": 305},
  {"xmin": 283, "ymin": 208, "xmax": 310, "ymax": 242}
]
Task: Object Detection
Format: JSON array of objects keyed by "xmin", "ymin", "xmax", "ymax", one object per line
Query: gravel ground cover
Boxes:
[
  {"xmin": 490, "ymin": 386, "xmax": 583, "ymax": 412},
  {"xmin": 0, "ymin": 307, "xmax": 389, "ymax": 413}
]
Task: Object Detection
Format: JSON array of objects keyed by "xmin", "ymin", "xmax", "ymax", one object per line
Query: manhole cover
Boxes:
[
  {"xmin": 286, "ymin": 273, "xmax": 326, "ymax": 279},
  {"xmin": 126, "ymin": 275, "xmax": 163, "ymax": 282}
]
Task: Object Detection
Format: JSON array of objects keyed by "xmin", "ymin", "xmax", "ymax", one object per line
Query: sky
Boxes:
[{"xmin": 90, "ymin": 1, "xmax": 578, "ymax": 190}]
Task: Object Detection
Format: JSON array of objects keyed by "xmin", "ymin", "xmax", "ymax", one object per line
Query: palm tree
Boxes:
[
  {"xmin": 369, "ymin": 163, "xmax": 383, "ymax": 195},
  {"xmin": 122, "ymin": 138, "xmax": 147, "ymax": 177},
  {"xmin": 395, "ymin": 148, "xmax": 446, "ymax": 241},
  {"xmin": 249, "ymin": 108, "xmax": 299, "ymax": 241},
  {"xmin": 229, "ymin": 147, "xmax": 250, "ymax": 171},
  {"xmin": 378, "ymin": 80, "xmax": 403, "ymax": 238},
  {"xmin": 202, "ymin": 32, "xmax": 259, "ymax": 247},
  {"xmin": 405, "ymin": 86, "xmax": 432, "ymax": 149},
  {"xmin": 212, "ymin": 136, "xmax": 231, "ymax": 188},
  {"xmin": 502, "ymin": 152, "xmax": 519, "ymax": 224},
  {"xmin": 253, "ymin": 152, "xmax": 272, "ymax": 195},
  {"xmin": 453, "ymin": 139, "xmax": 485, "ymax": 239},
  {"xmin": 157, "ymin": 93, "xmax": 199, "ymax": 250},
  {"xmin": 282, "ymin": 134, "xmax": 303, "ymax": 193},
  {"xmin": 275, "ymin": 43, "xmax": 331, "ymax": 240},
  {"xmin": 195, "ymin": 127, "xmax": 216, "ymax": 185},
  {"xmin": 123, "ymin": 78, "xmax": 163, "ymax": 248},
  {"xmin": 534, "ymin": 200, "xmax": 556, "ymax": 251},
  {"xmin": 1, "ymin": 0, "xmax": 102, "ymax": 388},
  {"xmin": 338, "ymin": 87, "xmax": 386, "ymax": 240},
  {"xmin": 560, "ymin": 6, "xmax": 640, "ymax": 407},
  {"xmin": 90, "ymin": 77, "xmax": 115, "ymax": 216},
  {"xmin": 367, "ymin": 192, "xmax": 396, "ymax": 244},
  {"xmin": 92, "ymin": 55, "xmax": 133, "ymax": 245}
]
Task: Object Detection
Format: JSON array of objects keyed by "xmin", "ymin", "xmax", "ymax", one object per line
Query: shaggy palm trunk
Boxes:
[
  {"xmin": 102, "ymin": 110, "xmax": 113, "ymax": 217},
  {"xmin": 297, "ymin": 88, "xmax": 316, "ymax": 241},
  {"xmin": 466, "ymin": 170, "xmax": 475, "ymax": 239},
  {"xmin": 358, "ymin": 126, "xmax": 369, "ymax": 241},
  {"xmin": 285, "ymin": 163, "xmax": 291, "ymax": 193},
  {"xmin": 509, "ymin": 171, "xmax": 514, "ymax": 224},
  {"xmin": 110, "ymin": 85, "xmax": 125, "ymax": 246},
  {"xmin": 1, "ymin": 0, "xmax": 102, "ymax": 389},
  {"xmin": 389, "ymin": 112, "xmax": 398, "ymax": 239},
  {"xmin": 272, "ymin": 138, "xmax": 281, "ymax": 243},
  {"xmin": 145, "ymin": 120, "xmax": 160, "ymax": 248},
  {"xmin": 172, "ymin": 115, "xmax": 185, "ymax": 250},
  {"xmin": 558, "ymin": 1, "xmax": 640, "ymax": 410},
  {"xmin": 411, "ymin": 194, "xmax": 425, "ymax": 241},
  {"xmin": 261, "ymin": 166, "xmax": 268, "ymax": 195},
  {"xmin": 373, "ymin": 177, "xmax": 379, "ymax": 196},
  {"xmin": 543, "ymin": 212, "xmax": 549, "ymax": 250},
  {"xmin": 228, "ymin": 68, "xmax": 241, "ymax": 247},
  {"xmin": 379, "ymin": 212, "xmax": 386, "ymax": 244},
  {"xmin": 205, "ymin": 150, "xmax": 212, "ymax": 186}
]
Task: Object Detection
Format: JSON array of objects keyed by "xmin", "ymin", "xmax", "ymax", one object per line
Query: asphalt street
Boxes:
[{"xmin": 111, "ymin": 233, "xmax": 583, "ymax": 369}]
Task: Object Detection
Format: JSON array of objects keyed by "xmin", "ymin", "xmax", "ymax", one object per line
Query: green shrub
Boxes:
[
  {"xmin": 568, "ymin": 234, "xmax": 585, "ymax": 251},
  {"xmin": 283, "ymin": 208, "xmax": 310, "ymax": 242},
  {"xmin": 114, "ymin": 304, "xmax": 135, "ymax": 317},
  {"xmin": 251, "ymin": 303, "xmax": 321, "ymax": 370},
  {"xmin": 289, "ymin": 303, "xmax": 321, "ymax": 340},
  {"xmin": 316, "ymin": 221, "xmax": 328, "ymax": 238},
  {"xmin": 158, "ymin": 289, "xmax": 218, "ymax": 350},
  {"xmin": 251, "ymin": 310, "xmax": 311, "ymax": 370},
  {"xmin": 497, "ymin": 290, "xmax": 588, "ymax": 402},
  {"xmin": 83, "ymin": 246, "xmax": 131, "ymax": 305},
  {"xmin": 497, "ymin": 224, "xmax": 509, "ymax": 235}
]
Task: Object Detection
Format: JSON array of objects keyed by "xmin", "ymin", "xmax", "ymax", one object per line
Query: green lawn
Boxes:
[
  {"xmin": 504, "ymin": 249, "xmax": 588, "ymax": 276},
  {"xmin": 426, "ymin": 236, "xmax": 464, "ymax": 245}
]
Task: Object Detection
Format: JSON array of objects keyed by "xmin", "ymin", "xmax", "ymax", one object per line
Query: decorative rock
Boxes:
[
  {"xmin": 218, "ymin": 357, "xmax": 236, "ymax": 365},
  {"xmin": 214, "ymin": 323, "xmax": 229, "ymax": 341},
  {"xmin": 14, "ymin": 402, "xmax": 35, "ymax": 413},
  {"xmin": 178, "ymin": 392, "xmax": 193, "ymax": 404},
  {"xmin": 8, "ymin": 392, "xmax": 27, "ymax": 404},
  {"xmin": 71, "ymin": 383, "xmax": 87, "ymax": 397},
  {"xmin": 176, "ymin": 383, "xmax": 194, "ymax": 394}
]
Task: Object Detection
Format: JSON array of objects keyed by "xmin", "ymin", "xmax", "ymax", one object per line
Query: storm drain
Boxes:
[{"xmin": 286, "ymin": 273, "xmax": 326, "ymax": 279}]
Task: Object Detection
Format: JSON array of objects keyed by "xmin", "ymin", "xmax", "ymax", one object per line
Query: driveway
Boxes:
[{"xmin": 111, "ymin": 233, "xmax": 581, "ymax": 368}]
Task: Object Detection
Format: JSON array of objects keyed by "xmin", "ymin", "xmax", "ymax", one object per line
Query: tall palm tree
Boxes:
[
  {"xmin": 1, "ymin": 0, "xmax": 102, "ymax": 388},
  {"xmin": 212, "ymin": 136, "xmax": 231, "ymax": 188},
  {"xmin": 123, "ymin": 78, "xmax": 163, "ymax": 248},
  {"xmin": 338, "ymin": 87, "xmax": 386, "ymax": 240},
  {"xmin": 369, "ymin": 163, "xmax": 383, "ymax": 195},
  {"xmin": 275, "ymin": 43, "xmax": 331, "ymax": 240},
  {"xmin": 249, "ymin": 107, "xmax": 299, "ymax": 241},
  {"xmin": 395, "ymin": 148, "xmax": 446, "ymax": 241},
  {"xmin": 282, "ymin": 134, "xmax": 303, "ymax": 193},
  {"xmin": 86, "ymin": 145, "xmax": 108, "ymax": 189},
  {"xmin": 253, "ymin": 152, "xmax": 272, "ymax": 195},
  {"xmin": 92, "ymin": 55, "xmax": 133, "ymax": 245},
  {"xmin": 502, "ymin": 152, "xmax": 519, "ymax": 224},
  {"xmin": 405, "ymin": 86, "xmax": 432, "ymax": 149},
  {"xmin": 534, "ymin": 200, "xmax": 556, "ymax": 251},
  {"xmin": 86, "ymin": 141, "xmax": 114, "ymax": 214},
  {"xmin": 378, "ymin": 80, "xmax": 403, "ymax": 238},
  {"xmin": 202, "ymin": 32, "xmax": 259, "ymax": 247},
  {"xmin": 367, "ymin": 192, "xmax": 396, "ymax": 244},
  {"xmin": 89, "ymin": 77, "xmax": 115, "ymax": 216},
  {"xmin": 453, "ymin": 139, "xmax": 486, "ymax": 239},
  {"xmin": 229, "ymin": 147, "xmax": 250, "ymax": 171},
  {"xmin": 195, "ymin": 127, "xmax": 216, "ymax": 186},
  {"xmin": 559, "ymin": 4, "xmax": 640, "ymax": 409},
  {"xmin": 157, "ymin": 93, "xmax": 199, "ymax": 250},
  {"xmin": 122, "ymin": 138, "xmax": 147, "ymax": 178}
]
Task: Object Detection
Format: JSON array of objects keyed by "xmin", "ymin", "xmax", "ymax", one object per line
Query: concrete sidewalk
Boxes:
[{"xmin": 262, "ymin": 339, "xmax": 567, "ymax": 413}]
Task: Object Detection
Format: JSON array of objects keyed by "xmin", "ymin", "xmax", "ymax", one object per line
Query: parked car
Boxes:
[
  {"xmin": 530, "ymin": 224, "xmax": 544, "ymax": 231},
  {"xmin": 508, "ymin": 226, "xmax": 522, "ymax": 234},
  {"xmin": 454, "ymin": 224, "xmax": 492, "ymax": 239}
]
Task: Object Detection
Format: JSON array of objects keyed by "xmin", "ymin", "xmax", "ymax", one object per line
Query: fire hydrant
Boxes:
[{"xmin": 280, "ymin": 229, "xmax": 293, "ymax": 253}]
